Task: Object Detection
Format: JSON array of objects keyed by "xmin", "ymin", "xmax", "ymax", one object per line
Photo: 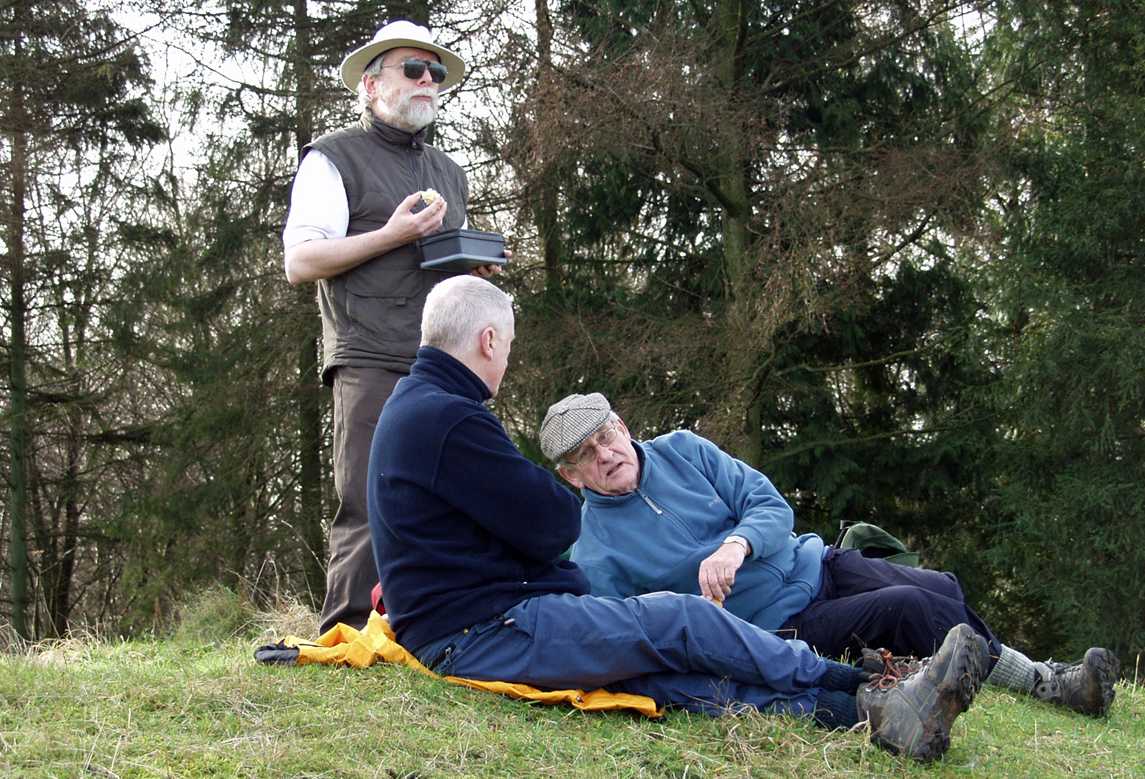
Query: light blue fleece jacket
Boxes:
[{"xmin": 570, "ymin": 430, "xmax": 824, "ymax": 630}]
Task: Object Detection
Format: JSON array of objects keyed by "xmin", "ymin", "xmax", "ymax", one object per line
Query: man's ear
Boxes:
[
  {"xmin": 477, "ymin": 326, "xmax": 496, "ymax": 359},
  {"xmin": 361, "ymin": 72, "xmax": 379, "ymax": 100},
  {"xmin": 557, "ymin": 464, "xmax": 584, "ymax": 489}
]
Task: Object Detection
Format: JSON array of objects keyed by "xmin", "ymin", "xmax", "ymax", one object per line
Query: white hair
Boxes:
[
  {"xmin": 355, "ymin": 53, "xmax": 388, "ymax": 118},
  {"xmin": 421, "ymin": 276, "xmax": 514, "ymax": 354}
]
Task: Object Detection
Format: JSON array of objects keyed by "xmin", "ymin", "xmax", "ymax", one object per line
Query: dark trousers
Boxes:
[
  {"xmin": 320, "ymin": 365, "xmax": 403, "ymax": 633},
  {"xmin": 780, "ymin": 548, "xmax": 1002, "ymax": 662}
]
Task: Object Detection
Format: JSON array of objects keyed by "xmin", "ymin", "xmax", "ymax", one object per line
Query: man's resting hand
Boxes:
[{"xmin": 698, "ymin": 541, "xmax": 748, "ymax": 604}]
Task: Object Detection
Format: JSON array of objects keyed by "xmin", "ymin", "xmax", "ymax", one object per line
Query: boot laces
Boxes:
[{"xmin": 869, "ymin": 648, "xmax": 925, "ymax": 690}]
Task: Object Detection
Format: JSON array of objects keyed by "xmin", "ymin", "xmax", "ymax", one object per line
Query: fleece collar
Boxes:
[
  {"xmin": 409, "ymin": 346, "xmax": 491, "ymax": 403},
  {"xmin": 370, "ymin": 114, "xmax": 428, "ymax": 151}
]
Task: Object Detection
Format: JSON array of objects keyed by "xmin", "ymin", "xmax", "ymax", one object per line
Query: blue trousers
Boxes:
[
  {"xmin": 416, "ymin": 592, "xmax": 836, "ymax": 716},
  {"xmin": 781, "ymin": 548, "xmax": 1002, "ymax": 662}
]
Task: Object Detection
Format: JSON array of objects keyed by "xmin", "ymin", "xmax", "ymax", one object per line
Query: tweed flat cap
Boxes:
[{"xmin": 540, "ymin": 393, "xmax": 612, "ymax": 462}]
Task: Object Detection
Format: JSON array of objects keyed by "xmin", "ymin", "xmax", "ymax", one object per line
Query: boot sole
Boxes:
[
  {"xmin": 871, "ymin": 626, "xmax": 988, "ymax": 762},
  {"xmin": 1081, "ymin": 648, "xmax": 1120, "ymax": 717}
]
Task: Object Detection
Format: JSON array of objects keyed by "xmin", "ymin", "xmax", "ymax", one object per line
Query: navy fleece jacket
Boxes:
[{"xmin": 368, "ymin": 346, "xmax": 588, "ymax": 653}]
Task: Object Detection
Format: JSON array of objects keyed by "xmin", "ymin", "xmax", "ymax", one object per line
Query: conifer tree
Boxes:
[
  {"xmin": 980, "ymin": 0, "xmax": 1145, "ymax": 662},
  {"xmin": 1, "ymin": 0, "xmax": 161, "ymax": 636},
  {"xmin": 499, "ymin": 1, "xmax": 997, "ymax": 547}
]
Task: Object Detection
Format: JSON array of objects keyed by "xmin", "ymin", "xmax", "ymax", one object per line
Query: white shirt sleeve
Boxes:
[{"xmin": 282, "ymin": 150, "xmax": 350, "ymax": 249}]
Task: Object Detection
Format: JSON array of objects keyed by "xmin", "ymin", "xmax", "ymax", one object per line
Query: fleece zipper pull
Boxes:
[{"xmin": 637, "ymin": 490, "xmax": 663, "ymax": 515}]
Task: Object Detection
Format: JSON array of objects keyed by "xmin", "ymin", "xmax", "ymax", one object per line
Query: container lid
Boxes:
[{"xmin": 418, "ymin": 228, "xmax": 504, "ymax": 247}]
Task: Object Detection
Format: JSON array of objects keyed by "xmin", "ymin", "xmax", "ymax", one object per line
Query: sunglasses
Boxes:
[{"xmin": 383, "ymin": 58, "xmax": 448, "ymax": 84}]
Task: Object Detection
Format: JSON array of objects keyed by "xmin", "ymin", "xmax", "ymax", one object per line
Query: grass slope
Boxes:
[{"xmin": 2, "ymin": 633, "xmax": 1141, "ymax": 778}]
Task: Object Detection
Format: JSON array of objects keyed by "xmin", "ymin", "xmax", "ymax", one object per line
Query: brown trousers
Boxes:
[{"xmin": 320, "ymin": 365, "xmax": 404, "ymax": 633}]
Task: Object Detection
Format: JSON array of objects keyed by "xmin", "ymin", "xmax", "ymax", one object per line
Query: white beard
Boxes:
[{"xmin": 379, "ymin": 87, "xmax": 439, "ymax": 132}]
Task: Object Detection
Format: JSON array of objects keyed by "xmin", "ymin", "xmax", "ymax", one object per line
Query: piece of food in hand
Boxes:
[{"xmin": 420, "ymin": 188, "xmax": 441, "ymax": 206}]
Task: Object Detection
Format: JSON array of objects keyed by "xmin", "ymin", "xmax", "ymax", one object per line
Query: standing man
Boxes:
[{"xmin": 283, "ymin": 19, "xmax": 493, "ymax": 632}]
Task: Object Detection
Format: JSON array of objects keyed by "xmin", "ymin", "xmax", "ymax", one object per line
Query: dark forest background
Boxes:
[{"xmin": 2, "ymin": 0, "xmax": 1142, "ymax": 668}]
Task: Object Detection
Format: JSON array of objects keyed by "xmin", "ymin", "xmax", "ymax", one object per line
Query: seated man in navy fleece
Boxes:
[
  {"xmin": 367, "ymin": 274, "xmax": 990, "ymax": 763},
  {"xmin": 539, "ymin": 391, "xmax": 1119, "ymax": 719}
]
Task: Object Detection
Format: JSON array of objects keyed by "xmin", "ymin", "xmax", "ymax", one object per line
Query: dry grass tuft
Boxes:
[
  {"xmin": 0, "ymin": 621, "xmax": 27, "ymax": 654},
  {"xmin": 24, "ymin": 635, "xmax": 100, "ymax": 668},
  {"xmin": 252, "ymin": 596, "xmax": 320, "ymax": 641}
]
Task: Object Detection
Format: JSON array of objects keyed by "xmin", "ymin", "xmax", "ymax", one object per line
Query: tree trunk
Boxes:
[
  {"xmin": 292, "ymin": 0, "xmax": 326, "ymax": 606},
  {"xmin": 710, "ymin": 0, "xmax": 761, "ymax": 465},
  {"xmin": 44, "ymin": 235, "xmax": 88, "ymax": 636},
  {"xmin": 53, "ymin": 415, "xmax": 81, "ymax": 636},
  {"xmin": 4, "ymin": 0, "xmax": 32, "ymax": 638},
  {"xmin": 534, "ymin": 0, "xmax": 562, "ymax": 292},
  {"xmin": 37, "ymin": 299, "xmax": 82, "ymax": 637}
]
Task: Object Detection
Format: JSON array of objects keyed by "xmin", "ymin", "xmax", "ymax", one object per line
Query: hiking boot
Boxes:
[
  {"xmin": 857, "ymin": 623, "xmax": 989, "ymax": 762},
  {"xmin": 1032, "ymin": 647, "xmax": 1119, "ymax": 717}
]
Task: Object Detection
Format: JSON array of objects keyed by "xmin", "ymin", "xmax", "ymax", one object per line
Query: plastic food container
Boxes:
[{"xmin": 418, "ymin": 228, "xmax": 507, "ymax": 271}]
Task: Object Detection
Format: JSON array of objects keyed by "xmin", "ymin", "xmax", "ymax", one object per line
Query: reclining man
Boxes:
[
  {"xmin": 539, "ymin": 392, "xmax": 1120, "ymax": 718},
  {"xmin": 368, "ymin": 275, "xmax": 989, "ymax": 762}
]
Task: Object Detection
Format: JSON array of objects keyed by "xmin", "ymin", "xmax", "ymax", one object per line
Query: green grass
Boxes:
[{"xmin": 1, "ymin": 634, "xmax": 1142, "ymax": 778}]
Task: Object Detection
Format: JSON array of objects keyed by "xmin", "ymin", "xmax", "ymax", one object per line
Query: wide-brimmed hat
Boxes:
[
  {"xmin": 340, "ymin": 19, "xmax": 465, "ymax": 93},
  {"xmin": 540, "ymin": 393, "xmax": 612, "ymax": 462}
]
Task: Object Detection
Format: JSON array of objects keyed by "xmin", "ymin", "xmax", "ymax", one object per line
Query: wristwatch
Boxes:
[{"xmin": 722, "ymin": 535, "xmax": 751, "ymax": 555}]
